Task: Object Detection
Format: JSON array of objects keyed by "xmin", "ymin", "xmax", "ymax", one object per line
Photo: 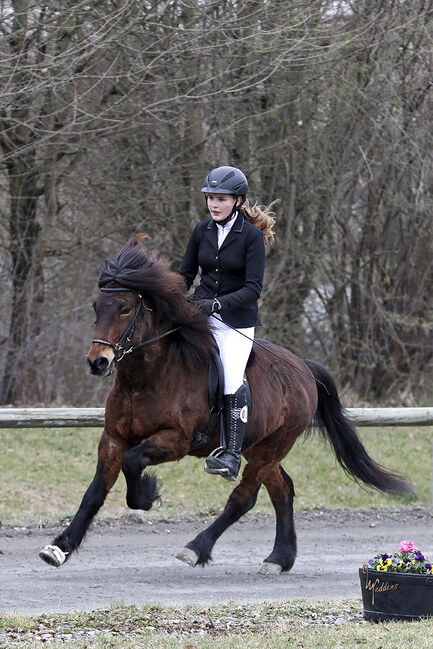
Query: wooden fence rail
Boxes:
[{"xmin": 0, "ymin": 407, "xmax": 432, "ymax": 428}]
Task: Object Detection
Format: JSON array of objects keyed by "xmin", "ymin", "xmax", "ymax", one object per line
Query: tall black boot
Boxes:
[{"xmin": 204, "ymin": 385, "xmax": 248, "ymax": 481}]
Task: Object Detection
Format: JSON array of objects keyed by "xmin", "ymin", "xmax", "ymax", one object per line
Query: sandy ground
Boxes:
[{"xmin": 1, "ymin": 507, "xmax": 432, "ymax": 615}]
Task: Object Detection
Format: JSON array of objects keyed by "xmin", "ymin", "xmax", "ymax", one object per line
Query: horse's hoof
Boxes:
[
  {"xmin": 176, "ymin": 547, "xmax": 199, "ymax": 567},
  {"xmin": 259, "ymin": 561, "xmax": 282, "ymax": 575},
  {"xmin": 39, "ymin": 545, "xmax": 68, "ymax": 567}
]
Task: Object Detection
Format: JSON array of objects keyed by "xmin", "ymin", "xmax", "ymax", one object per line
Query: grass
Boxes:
[
  {"xmin": 0, "ymin": 424, "xmax": 431, "ymax": 525},
  {"xmin": 2, "ymin": 601, "xmax": 433, "ymax": 648}
]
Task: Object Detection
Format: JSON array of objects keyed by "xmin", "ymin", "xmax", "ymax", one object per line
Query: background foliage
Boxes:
[{"xmin": 0, "ymin": 0, "xmax": 432, "ymax": 406}]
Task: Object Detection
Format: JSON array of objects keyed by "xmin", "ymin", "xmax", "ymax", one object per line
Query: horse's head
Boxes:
[
  {"xmin": 87, "ymin": 234, "xmax": 215, "ymax": 377},
  {"xmin": 87, "ymin": 235, "xmax": 157, "ymax": 376},
  {"xmin": 87, "ymin": 287, "xmax": 153, "ymax": 376}
]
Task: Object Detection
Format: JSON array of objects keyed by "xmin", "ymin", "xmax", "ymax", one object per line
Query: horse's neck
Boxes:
[{"xmin": 115, "ymin": 350, "xmax": 208, "ymax": 391}]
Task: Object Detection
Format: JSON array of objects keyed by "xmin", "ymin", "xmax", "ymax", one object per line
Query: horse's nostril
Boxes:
[
  {"xmin": 96, "ymin": 357, "xmax": 109, "ymax": 371},
  {"xmin": 87, "ymin": 356, "xmax": 110, "ymax": 375}
]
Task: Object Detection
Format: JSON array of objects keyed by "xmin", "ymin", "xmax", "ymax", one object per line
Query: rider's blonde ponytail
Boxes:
[{"xmin": 241, "ymin": 200, "xmax": 277, "ymax": 246}]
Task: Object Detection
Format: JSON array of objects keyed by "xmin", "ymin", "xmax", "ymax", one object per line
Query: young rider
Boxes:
[{"xmin": 178, "ymin": 165, "xmax": 275, "ymax": 481}]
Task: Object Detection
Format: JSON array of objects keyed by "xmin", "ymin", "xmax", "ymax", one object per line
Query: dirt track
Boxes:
[{"xmin": 1, "ymin": 508, "xmax": 432, "ymax": 615}]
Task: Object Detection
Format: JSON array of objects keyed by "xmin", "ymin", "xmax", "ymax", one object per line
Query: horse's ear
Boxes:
[{"xmin": 129, "ymin": 233, "xmax": 150, "ymax": 248}]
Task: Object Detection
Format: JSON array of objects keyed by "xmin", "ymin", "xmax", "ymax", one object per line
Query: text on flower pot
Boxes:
[{"xmin": 362, "ymin": 564, "xmax": 399, "ymax": 605}]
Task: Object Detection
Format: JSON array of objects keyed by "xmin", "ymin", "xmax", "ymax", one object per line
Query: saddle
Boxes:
[{"xmin": 189, "ymin": 348, "xmax": 253, "ymax": 452}]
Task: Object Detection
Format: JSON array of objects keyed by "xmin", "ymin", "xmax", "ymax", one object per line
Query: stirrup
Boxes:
[
  {"xmin": 204, "ymin": 450, "xmax": 240, "ymax": 481},
  {"xmin": 206, "ymin": 446, "xmax": 225, "ymax": 459},
  {"xmin": 204, "ymin": 445, "xmax": 228, "ymax": 476}
]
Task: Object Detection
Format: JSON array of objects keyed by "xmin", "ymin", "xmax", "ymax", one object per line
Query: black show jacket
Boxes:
[{"xmin": 178, "ymin": 214, "xmax": 266, "ymax": 328}]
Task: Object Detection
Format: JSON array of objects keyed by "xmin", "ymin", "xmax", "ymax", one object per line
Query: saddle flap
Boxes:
[{"xmin": 208, "ymin": 350, "xmax": 225, "ymax": 414}]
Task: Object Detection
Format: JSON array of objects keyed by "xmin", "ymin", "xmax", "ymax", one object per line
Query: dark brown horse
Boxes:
[{"xmin": 40, "ymin": 235, "xmax": 412, "ymax": 573}]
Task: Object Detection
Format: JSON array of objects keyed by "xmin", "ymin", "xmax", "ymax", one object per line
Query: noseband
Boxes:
[{"xmin": 92, "ymin": 287, "xmax": 182, "ymax": 363}]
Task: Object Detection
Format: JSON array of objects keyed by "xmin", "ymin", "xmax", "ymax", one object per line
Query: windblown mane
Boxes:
[{"xmin": 99, "ymin": 235, "xmax": 215, "ymax": 367}]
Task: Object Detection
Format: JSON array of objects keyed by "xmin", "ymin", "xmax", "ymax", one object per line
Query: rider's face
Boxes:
[{"xmin": 207, "ymin": 194, "xmax": 240, "ymax": 222}]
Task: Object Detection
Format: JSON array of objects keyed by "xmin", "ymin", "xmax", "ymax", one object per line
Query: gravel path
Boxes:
[{"xmin": 1, "ymin": 507, "xmax": 432, "ymax": 615}]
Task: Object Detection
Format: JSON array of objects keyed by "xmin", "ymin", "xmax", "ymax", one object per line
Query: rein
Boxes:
[
  {"xmin": 92, "ymin": 287, "xmax": 182, "ymax": 363},
  {"xmin": 209, "ymin": 314, "xmax": 330, "ymax": 395},
  {"xmin": 92, "ymin": 287, "xmax": 328, "ymax": 393}
]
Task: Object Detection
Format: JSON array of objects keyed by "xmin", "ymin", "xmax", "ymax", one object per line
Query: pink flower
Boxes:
[{"xmin": 399, "ymin": 540, "xmax": 420, "ymax": 554}]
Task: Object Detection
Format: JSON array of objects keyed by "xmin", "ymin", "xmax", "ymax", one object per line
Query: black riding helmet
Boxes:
[
  {"xmin": 201, "ymin": 165, "xmax": 248, "ymax": 222},
  {"xmin": 201, "ymin": 165, "xmax": 248, "ymax": 196}
]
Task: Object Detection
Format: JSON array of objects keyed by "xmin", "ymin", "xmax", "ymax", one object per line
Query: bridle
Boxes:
[{"xmin": 92, "ymin": 287, "xmax": 182, "ymax": 364}]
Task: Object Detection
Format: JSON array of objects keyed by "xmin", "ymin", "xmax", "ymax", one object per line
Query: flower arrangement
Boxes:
[{"xmin": 367, "ymin": 540, "xmax": 433, "ymax": 574}]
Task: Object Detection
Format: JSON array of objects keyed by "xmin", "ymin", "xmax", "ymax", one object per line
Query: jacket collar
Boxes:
[
  {"xmin": 206, "ymin": 213, "xmax": 244, "ymax": 251},
  {"xmin": 206, "ymin": 213, "xmax": 245, "ymax": 232}
]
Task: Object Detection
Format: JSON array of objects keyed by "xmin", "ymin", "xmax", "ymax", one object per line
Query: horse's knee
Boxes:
[
  {"xmin": 122, "ymin": 447, "xmax": 138, "ymax": 476},
  {"xmin": 122, "ymin": 447, "xmax": 150, "ymax": 478}
]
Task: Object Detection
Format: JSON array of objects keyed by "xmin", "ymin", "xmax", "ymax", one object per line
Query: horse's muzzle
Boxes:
[{"xmin": 87, "ymin": 355, "xmax": 114, "ymax": 377}]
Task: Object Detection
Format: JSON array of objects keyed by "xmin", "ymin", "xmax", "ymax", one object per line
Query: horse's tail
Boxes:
[{"xmin": 304, "ymin": 359, "xmax": 414, "ymax": 496}]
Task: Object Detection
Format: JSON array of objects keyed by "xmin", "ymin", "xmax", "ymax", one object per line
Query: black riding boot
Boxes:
[{"xmin": 204, "ymin": 385, "xmax": 248, "ymax": 481}]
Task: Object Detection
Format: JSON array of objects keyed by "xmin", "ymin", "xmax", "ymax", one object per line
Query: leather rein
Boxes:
[
  {"xmin": 92, "ymin": 287, "xmax": 182, "ymax": 363},
  {"xmin": 92, "ymin": 288, "xmax": 328, "ymax": 393}
]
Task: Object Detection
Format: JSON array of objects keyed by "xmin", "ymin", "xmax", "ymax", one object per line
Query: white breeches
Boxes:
[{"xmin": 210, "ymin": 315, "xmax": 254, "ymax": 394}]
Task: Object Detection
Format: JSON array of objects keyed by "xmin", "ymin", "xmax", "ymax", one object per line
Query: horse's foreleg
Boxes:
[
  {"xmin": 122, "ymin": 431, "xmax": 186, "ymax": 510},
  {"xmin": 122, "ymin": 452, "xmax": 160, "ymax": 511},
  {"xmin": 259, "ymin": 464, "xmax": 296, "ymax": 575},
  {"xmin": 39, "ymin": 432, "xmax": 124, "ymax": 567},
  {"xmin": 177, "ymin": 463, "xmax": 264, "ymax": 567}
]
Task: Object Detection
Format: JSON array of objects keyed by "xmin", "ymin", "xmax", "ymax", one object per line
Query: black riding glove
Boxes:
[{"xmin": 198, "ymin": 298, "xmax": 221, "ymax": 316}]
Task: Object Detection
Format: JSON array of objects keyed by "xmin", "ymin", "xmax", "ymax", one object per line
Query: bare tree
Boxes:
[{"xmin": 0, "ymin": 0, "xmax": 431, "ymax": 405}]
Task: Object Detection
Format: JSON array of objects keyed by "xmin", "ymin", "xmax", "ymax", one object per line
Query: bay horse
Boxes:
[{"xmin": 40, "ymin": 235, "xmax": 412, "ymax": 573}]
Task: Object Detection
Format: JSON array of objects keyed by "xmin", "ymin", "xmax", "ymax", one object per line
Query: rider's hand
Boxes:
[{"xmin": 198, "ymin": 299, "xmax": 221, "ymax": 316}]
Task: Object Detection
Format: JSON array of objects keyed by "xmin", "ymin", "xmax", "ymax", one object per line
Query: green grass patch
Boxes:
[
  {"xmin": 0, "ymin": 425, "xmax": 431, "ymax": 525},
  {"xmin": 2, "ymin": 601, "xmax": 433, "ymax": 648}
]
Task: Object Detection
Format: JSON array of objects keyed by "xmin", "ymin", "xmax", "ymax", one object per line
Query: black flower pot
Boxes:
[{"xmin": 360, "ymin": 564, "xmax": 433, "ymax": 622}]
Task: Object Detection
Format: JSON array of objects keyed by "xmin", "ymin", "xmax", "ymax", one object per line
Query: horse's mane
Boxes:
[{"xmin": 98, "ymin": 235, "xmax": 215, "ymax": 368}]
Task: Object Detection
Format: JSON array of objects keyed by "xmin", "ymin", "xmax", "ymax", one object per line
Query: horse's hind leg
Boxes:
[
  {"xmin": 39, "ymin": 432, "xmax": 125, "ymax": 567},
  {"xmin": 177, "ymin": 463, "xmax": 262, "ymax": 567},
  {"xmin": 259, "ymin": 464, "xmax": 296, "ymax": 575}
]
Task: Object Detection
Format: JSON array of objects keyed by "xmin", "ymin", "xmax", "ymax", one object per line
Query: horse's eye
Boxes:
[{"xmin": 120, "ymin": 306, "xmax": 131, "ymax": 316}]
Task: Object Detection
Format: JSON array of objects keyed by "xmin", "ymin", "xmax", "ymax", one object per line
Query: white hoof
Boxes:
[
  {"xmin": 39, "ymin": 545, "xmax": 68, "ymax": 567},
  {"xmin": 176, "ymin": 547, "xmax": 199, "ymax": 567},
  {"xmin": 259, "ymin": 561, "xmax": 282, "ymax": 575}
]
